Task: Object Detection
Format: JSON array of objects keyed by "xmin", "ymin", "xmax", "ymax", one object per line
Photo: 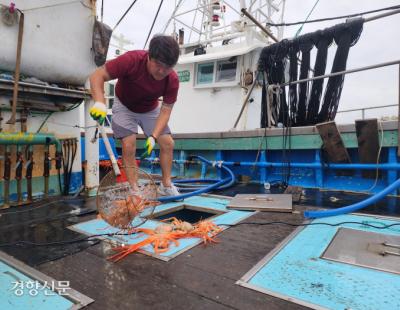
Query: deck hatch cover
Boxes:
[
  {"xmin": 227, "ymin": 194, "xmax": 292, "ymax": 212},
  {"xmin": 322, "ymin": 227, "xmax": 400, "ymax": 275}
]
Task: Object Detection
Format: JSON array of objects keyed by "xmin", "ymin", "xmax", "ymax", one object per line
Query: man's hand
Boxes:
[
  {"xmin": 89, "ymin": 101, "xmax": 107, "ymax": 125},
  {"xmin": 141, "ymin": 135, "xmax": 156, "ymax": 158}
]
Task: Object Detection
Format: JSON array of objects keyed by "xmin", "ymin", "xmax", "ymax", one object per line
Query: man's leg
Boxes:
[
  {"xmin": 121, "ymin": 134, "xmax": 139, "ymax": 191},
  {"xmin": 156, "ymin": 134, "xmax": 174, "ymax": 187}
]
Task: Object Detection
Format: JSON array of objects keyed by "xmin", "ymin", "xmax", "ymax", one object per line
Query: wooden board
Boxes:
[
  {"xmin": 316, "ymin": 121, "xmax": 352, "ymax": 176},
  {"xmin": 355, "ymin": 119, "xmax": 380, "ymax": 179},
  {"xmin": 316, "ymin": 121, "xmax": 351, "ymax": 163}
]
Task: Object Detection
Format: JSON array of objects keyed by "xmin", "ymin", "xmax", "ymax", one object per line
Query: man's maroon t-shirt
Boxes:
[{"xmin": 105, "ymin": 50, "xmax": 179, "ymax": 113}]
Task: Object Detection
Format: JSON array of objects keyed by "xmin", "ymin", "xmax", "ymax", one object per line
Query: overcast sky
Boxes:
[{"xmin": 98, "ymin": 0, "xmax": 400, "ymax": 123}]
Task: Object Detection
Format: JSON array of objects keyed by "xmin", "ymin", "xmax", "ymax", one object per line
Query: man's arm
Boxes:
[
  {"xmin": 89, "ymin": 66, "xmax": 112, "ymax": 104},
  {"xmin": 151, "ymin": 104, "xmax": 173, "ymax": 139}
]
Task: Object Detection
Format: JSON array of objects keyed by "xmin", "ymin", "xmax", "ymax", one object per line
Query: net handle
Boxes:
[{"xmin": 98, "ymin": 124, "xmax": 121, "ymax": 176}]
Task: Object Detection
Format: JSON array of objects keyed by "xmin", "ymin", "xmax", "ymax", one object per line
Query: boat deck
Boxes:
[{"xmin": 1, "ymin": 187, "xmax": 400, "ymax": 309}]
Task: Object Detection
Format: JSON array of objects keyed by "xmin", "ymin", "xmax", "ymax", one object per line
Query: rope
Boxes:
[
  {"xmin": 101, "ymin": 0, "xmax": 104, "ymax": 22},
  {"xmin": 294, "ymin": 0, "xmax": 321, "ymax": 38},
  {"xmin": 21, "ymin": 1, "xmax": 86, "ymax": 12},
  {"xmin": 267, "ymin": 84, "xmax": 282, "ymax": 126},
  {"xmin": 113, "ymin": 0, "xmax": 139, "ymax": 32},
  {"xmin": 36, "ymin": 112, "xmax": 53, "ymax": 133},
  {"xmin": 143, "ymin": 0, "xmax": 164, "ymax": 49},
  {"xmin": 365, "ymin": 120, "xmax": 384, "ymax": 192},
  {"xmin": 267, "ymin": 4, "xmax": 400, "ymax": 27}
]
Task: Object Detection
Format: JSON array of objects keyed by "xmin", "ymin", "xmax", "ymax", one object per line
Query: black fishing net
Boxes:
[{"xmin": 259, "ymin": 18, "xmax": 364, "ymax": 127}]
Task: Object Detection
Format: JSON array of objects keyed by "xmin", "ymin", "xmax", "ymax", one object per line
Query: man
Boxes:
[{"xmin": 89, "ymin": 35, "xmax": 180, "ymax": 197}]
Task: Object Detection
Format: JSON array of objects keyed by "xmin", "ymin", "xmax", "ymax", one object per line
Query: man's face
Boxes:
[{"xmin": 147, "ymin": 57, "xmax": 174, "ymax": 80}]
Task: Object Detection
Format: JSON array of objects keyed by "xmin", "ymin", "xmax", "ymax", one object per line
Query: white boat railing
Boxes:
[{"xmin": 336, "ymin": 104, "xmax": 399, "ymax": 120}]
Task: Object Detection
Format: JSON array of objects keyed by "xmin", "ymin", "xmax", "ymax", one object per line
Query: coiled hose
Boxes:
[{"xmin": 157, "ymin": 155, "xmax": 235, "ymax": 203}]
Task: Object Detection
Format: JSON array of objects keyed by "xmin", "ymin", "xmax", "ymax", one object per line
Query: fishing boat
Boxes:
[{"xmin": 0, "ymin": 1, "xmax": 400, "ymax": 309}]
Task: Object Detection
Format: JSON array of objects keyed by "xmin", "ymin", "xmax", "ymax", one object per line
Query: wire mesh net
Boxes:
[{"xmin": 96, "ymin": 166, "xmax": 158, "ymax": 230}]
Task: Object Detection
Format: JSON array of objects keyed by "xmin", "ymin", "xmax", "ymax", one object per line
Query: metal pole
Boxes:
[
  {"xmin": 173, "ymin": 3, "xmax": 208, "ymax": 18},
  {"xmin": 233, "ymin": 72, "xmax": 259, "ymax": 128},
  {"xmin": 162, "ymin": 0, "xmax": 184, "ymax": 33},
  {"xmin": 364, "ymin": 8, "xmax": 400, "ymax": 22},
  {"xmin": 280, "ymin": 59, "xmax": 400, "ymax": 87},
  {"xmin": 398, "ymin": 64, "xmax": 400, "ymax": 157},
  {"xmin": 7, "ymin": 12, "xmax": 24, "ymax": 125},
  {"xmin": 241, "ymin": 8, "xmax": 279, "ymax": 42},
  {"xmin": 0, "ymin": 79, "xmax": 88, "ymax": 96},
  {"xmin": 337, "ymin": 104, "xmax": 398, "ymax": 114},
  {"xmin": 174, "ymin": 17, "xmax": 201, "ymax": 34}
]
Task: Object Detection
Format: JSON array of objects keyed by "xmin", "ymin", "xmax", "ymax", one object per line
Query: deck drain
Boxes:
[{"xmin": 148, "ymin": 204, "xmax": 225, "ymax": 224}]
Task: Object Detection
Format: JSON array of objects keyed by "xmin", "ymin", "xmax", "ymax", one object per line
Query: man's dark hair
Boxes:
[{"xmin": 148, "ymin": 35, "xmax": 179, "ymax": 67}]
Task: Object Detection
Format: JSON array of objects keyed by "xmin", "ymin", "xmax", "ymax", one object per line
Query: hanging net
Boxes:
[{"xmin": 258, "ymin": 18, "xmax": 364, "ymax": 127}]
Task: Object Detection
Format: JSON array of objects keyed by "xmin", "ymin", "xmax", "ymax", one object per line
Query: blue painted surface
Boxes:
[
  {"xmin": 68, "ymin": 171, "xmax": 83, "ymax": 194},
  {"xmin": 81, "ymin": 136, "xmax": 118, "ymax": 161},
  {"xmin": 0, "ymin": 261, "xmax": 73, "ymax": 310},
  {"xmin": 71, "ymin": 196, "xmax": 253, "ymax": 260},
  {"xmin": 80, "ymin": 134, "xmax": 400, "ymax": 194},
  {"xmin": 247, "ymin": 214, "xmax": 400, "ymax": 310},
  {"xmin": 135, "ymin": 146, "xmax": 400, "ymax": 195}
]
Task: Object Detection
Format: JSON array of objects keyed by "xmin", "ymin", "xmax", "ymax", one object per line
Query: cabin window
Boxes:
[
  {"xmin": 216, "ymin": 57, "xmax": 237, "ymax": 82},
  {"xmin": 105, "ymin": 83, "xmax": 115, "ymax": 108},
  {"xmin": 195, "ymin": 57, "xmax": 239, "ymax": 87},
  {"xmin": 196, "ymin": 62, "xmax": 214, "ymax": 84}
]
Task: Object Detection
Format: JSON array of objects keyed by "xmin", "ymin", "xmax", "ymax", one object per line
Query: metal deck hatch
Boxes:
[
  {"xmin": 227, "ymin": 194, "xmax": 292, "ymax": 212},
  {"xmin": 322, "ymin": 227, "xmax": 400, "ymax": 275},
  {"xmin": 237, "ymin": 214, "xmax": 400, "ymax": 310}
]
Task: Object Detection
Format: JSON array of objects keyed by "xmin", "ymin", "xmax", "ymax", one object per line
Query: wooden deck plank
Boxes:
[
  {"xmin": 37, "ymin": 210, "xmax": 307, "ymax": 309},
  {"xmin": 37, "ymin": 250, "xmax": 233, "ymax": 310}
]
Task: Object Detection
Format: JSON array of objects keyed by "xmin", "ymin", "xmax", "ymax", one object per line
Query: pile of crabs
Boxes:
[{"xmin": 99, "ymin": 194, "xmax": 222, "ymax": 262}]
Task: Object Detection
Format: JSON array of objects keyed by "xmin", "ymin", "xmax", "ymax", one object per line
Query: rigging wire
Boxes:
[
  {"xmin": 36, "ymin": 112, "xmax": 53, "ymax": 133},
  {"xmin": 294, "ymin": 0, "xmax": 321, "ymax": 38},
  {"xmin": 267, "ymin": 4, "xmax": 400, "ymax": 27},
  {"xmin": 143, "ymin": 0, "xmax": 164, "ymax": 49},
  {"xmin": 101, "ymin": 0, "xmax": 104, "ymax": 22},
  {"xmin": 219, "ymin": 221, "xmax": 400, "ymax": 230},
  {"xmin": 20, "ymin": 0, "xmax": 83, "ymax": 12},
  {"xmin": 113, "ymin": 0, "xmax": 139, "ymax": 32}
]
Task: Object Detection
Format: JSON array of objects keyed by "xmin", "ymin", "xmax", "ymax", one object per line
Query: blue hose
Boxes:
[
  {"xmin": 174, "ymin": 179, "xmax": 220, "ymax": 191},
  {"xmin": 157, "ymin": 155, "xmax": 235, "ymax": 203},
  {"xmin": 304, "ymin": 178, "xmax": 400, "ymax": 218}
]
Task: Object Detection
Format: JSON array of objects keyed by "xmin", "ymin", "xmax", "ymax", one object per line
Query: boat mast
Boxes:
[{"xmin": 163, "ymin": 0, "xmax": 286, "ymax": 48}]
